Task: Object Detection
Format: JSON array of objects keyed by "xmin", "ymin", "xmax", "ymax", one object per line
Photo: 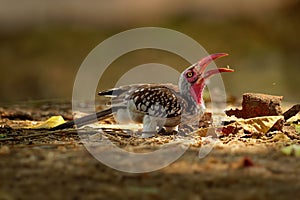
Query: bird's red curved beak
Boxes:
[
  {"xmin": 191, "ymin": 53, "xmax": 234, "ymax": 105},
  {"xmin": 196, "ymin": 53, "xmax": 234, "ymax": 76}
]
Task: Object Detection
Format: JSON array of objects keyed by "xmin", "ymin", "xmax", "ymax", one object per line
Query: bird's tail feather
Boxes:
[{"xmin": 51, "ymin": 108, "xmax": 113, "ymax": 130}]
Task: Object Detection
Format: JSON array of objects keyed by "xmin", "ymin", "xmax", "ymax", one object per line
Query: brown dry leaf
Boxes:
[{"xmin": 221, "ymin": 116, "xmax": 284, "ymax": 135}]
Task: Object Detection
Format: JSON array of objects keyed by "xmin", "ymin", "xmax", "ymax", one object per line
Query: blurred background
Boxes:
[{"xmin": 0, "ymin": 0, "xmax": 299, "ymax": 104}]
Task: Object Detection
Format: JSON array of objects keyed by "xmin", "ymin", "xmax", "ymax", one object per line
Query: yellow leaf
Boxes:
[
  {"xmin": 291, "ymin": 124, "xmax": 300, "ymax": 134},
  {"xmin": 28, "ymin": 116, "xmax": 65, "ymax": 129},
  {"xmin": 281, "ymin": 145, "xmax": 300, "ymax": 157}
]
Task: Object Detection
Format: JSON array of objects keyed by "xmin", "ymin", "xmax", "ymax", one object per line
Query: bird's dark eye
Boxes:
[{"xmin": 186, "ymin": 71, "xmax": 194, "ymax": 78}]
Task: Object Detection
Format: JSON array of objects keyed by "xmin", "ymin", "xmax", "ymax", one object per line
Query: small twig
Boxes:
[
  {"xmin": 283, "ymin": 104, "xmax": 300, "ymax": 121},
  {"xmin": 101, "ymin": 128, "xmax": 132, "ymax": 138}
]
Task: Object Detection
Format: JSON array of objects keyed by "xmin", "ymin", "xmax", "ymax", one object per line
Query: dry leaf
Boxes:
[
  {"xmin": 236, "ymin": 116, "xmax": 283, "ymax": 133},
  {"xmin": 221, "ymin": 116, "xmax": 284, "ymax": 135},
  {"xmin": 28, "ymin": 116, "xmax": 65, "ymax": 129}
]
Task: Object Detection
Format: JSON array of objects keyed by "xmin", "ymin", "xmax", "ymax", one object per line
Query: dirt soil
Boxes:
[{"xmin": 0, "ymin": 102, "xmax": 300, "ymax": 200}]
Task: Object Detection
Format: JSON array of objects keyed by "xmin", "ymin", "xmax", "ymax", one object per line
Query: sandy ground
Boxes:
[{"xmin": 0, "ymin": 102, "xmax": 300, "ymax": 200}]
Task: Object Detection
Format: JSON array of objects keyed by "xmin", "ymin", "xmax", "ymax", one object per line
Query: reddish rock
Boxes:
[{"xmin": 226, "ymin": 93, "xmax": 283, "ymax": 119}]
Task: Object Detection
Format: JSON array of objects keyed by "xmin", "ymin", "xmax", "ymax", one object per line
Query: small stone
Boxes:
[{"xmin": 0, "ymin": 145, "xmax": 10, "ymax": 155}]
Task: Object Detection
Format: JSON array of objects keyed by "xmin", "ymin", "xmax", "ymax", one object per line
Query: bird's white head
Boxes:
[{"xmin": 178, "ymin": 53, "xmax": 234, "ymax": 109}]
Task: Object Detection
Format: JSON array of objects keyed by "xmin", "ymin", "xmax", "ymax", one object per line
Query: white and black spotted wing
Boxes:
[
  {"xmin": 98, "ymin": 84, "xmax": 183, "ymax": 119},
  {"xmin": 129, "ymin": 86, "xmax": 182, "ymax": 118}
]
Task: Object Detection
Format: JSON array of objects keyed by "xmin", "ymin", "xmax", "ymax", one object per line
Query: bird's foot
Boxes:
[
  {"xmin": 158, "ymin": 128, "xmax": 178, "ymax": 136},
  {"xmin": 177, "ymin": 130, "xmax": 189, "ymax": 137},
  {"xmin": 158, "ymin": 128, "xmax": 167, "ymax": 135},
  {"xmin": 141, "ymin": 131, "xmax": 157, "ymax": 138}
]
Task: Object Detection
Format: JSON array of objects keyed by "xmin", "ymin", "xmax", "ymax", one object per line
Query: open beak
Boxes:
[
  {"xmin": 190, "ymin": 53, "xmax": 234, "ymax": 105},
  {"xmin": 196, "ymin": 53, "xmax": 234, "ymax": 83}
]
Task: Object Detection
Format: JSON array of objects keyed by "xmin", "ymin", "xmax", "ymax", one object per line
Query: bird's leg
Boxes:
[
  {"xmin": 165, "ymin": 125, "xmax": 178, "ymax": 132},
  {"xmin": 114, "ymin": 108, "xmax": 131, "ymax": 124},
  {"xmin": 141, "ymin": 115, "xmax": 158, "ymax": 138}
]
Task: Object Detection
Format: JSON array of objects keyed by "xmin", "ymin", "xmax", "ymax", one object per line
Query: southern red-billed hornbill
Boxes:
[{"xmin": 53, "ymin": 53, "xmax": 234, "ymax": 137}]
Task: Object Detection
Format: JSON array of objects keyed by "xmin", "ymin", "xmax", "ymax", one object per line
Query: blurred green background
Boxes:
[{"xmin": 0, "ymin": 0, "xmax": 299, "ymax": 104}]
